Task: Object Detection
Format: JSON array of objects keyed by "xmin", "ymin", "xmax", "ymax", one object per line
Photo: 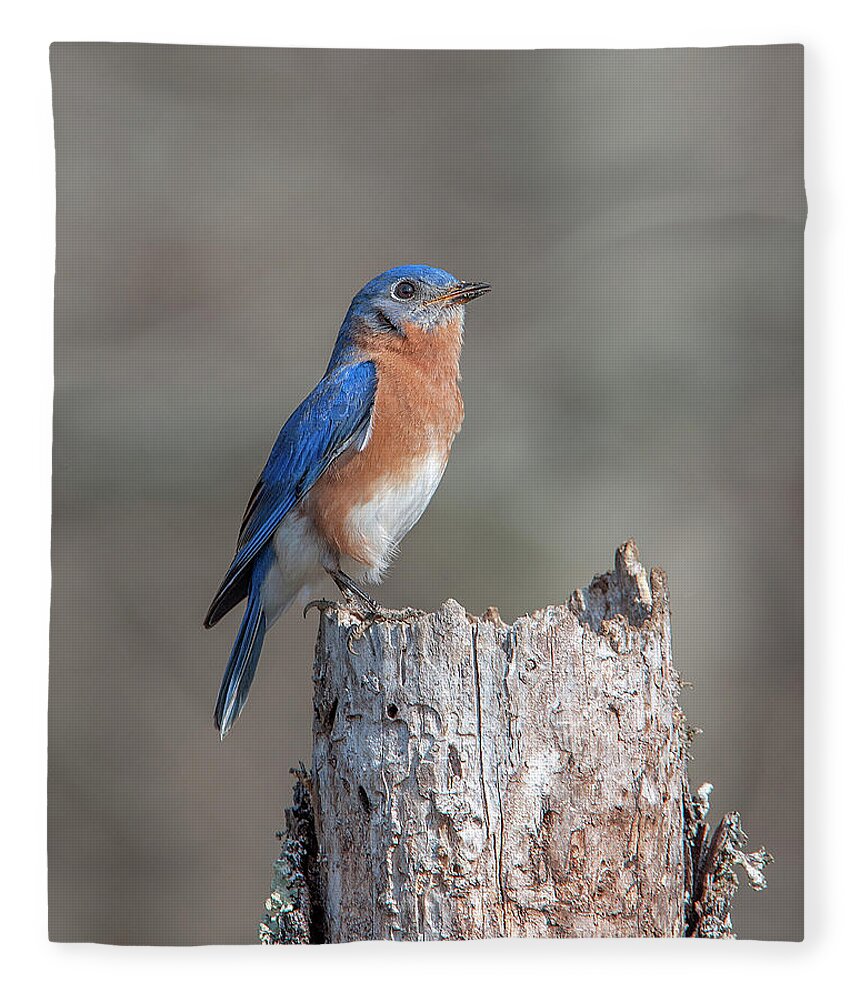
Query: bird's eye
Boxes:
[{"xmin": 392, "ymin": 280, "xmax": 417, "ymax": 301}]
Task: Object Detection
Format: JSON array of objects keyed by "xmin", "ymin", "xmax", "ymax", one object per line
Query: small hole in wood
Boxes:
[
  {"xmin": 448, "ymin": 743, "xmax": 463, "ymax": 778},
  {"xmin": 357, "ymin": 785, "xmax": 371, "ymax": 815},
  {"xmin": 324, "ymin": 698, "xmax": 338, "ymax": 730},
  {"xmin": 386, "ymin": 703, "xmax": 398, "ymax": 718}
]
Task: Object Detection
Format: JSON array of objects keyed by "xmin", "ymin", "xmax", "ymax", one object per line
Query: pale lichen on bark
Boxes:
[
  {"xmin": 258, "ymin": 769, "xmax": 323, "ymax": 944},
  {"xmin": 260, "ymin": 540, "xmax": 770, "ymax": 942},
  {"xmin": 684, "ymin": 781, "xmax": 773, "ymax": 938}
]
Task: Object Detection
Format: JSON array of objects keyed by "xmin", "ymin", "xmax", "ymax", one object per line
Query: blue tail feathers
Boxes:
[{"xmin": 213, "ymin": 547, "xmax": 272, "ymax": 739}]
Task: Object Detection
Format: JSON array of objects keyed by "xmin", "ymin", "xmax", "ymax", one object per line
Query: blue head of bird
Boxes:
[{"xmin": 328, "ymin": 265, "xmax": 491, "ymax": 369}]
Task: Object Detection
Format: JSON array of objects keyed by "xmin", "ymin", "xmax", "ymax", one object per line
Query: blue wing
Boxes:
[{"xmin": 204, "ymin": 360, "xmax": 377, "ymax": 628}]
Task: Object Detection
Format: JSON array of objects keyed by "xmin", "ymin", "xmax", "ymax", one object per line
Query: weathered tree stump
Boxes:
[{"xmin": 259, "ymin": 541, "xmax": 770, "ymax": 943}]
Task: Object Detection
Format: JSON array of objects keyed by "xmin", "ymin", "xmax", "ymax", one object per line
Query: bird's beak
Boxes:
[{"xmin": 425, "ymin": 280, "xmax": 492, "ymax": 307}]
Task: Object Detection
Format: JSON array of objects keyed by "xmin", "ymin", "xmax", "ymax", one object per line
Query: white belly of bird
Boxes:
[
  {"xmin": 346, "ymin": 449, "xmax": 448, "ymax": 580},
  {"xmin": 265, "ymin": 510, "xmax": 328, "ymax": 623}
]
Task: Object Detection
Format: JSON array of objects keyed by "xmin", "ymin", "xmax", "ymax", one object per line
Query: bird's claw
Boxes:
[
  {"xmin": 346, "ymin": 621, "xmax": 367, "ymax": 654},
  {"xmin": 302, "ymin": 598, "xmax": 340, "ymax": 620},
  {"xmin": 346, "ymin": 612, "xmax": 383, "ymax": 652}
]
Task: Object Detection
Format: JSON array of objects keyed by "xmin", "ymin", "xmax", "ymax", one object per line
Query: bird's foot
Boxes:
[
  {"xmin": 303, "ymin": 596, "xmax": 422, "ymax": 652},
  {"xmin": 346, "ymin": 607, "xmax": 422, "ymax": 652}
]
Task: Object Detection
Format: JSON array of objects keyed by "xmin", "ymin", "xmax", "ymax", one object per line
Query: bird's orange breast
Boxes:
[{"xmin": 304, "ymin": 319, "xmax": 464, "ymax": 570}]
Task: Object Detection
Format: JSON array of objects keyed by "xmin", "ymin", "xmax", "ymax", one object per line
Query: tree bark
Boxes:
[{"xmin": 259, "ymin": 540, "xmax": 770, "ymax": 943}]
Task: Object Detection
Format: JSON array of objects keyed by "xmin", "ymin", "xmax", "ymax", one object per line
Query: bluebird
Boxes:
[{"xmin": 205, "ymin": 265, "xmax": 491, "ymax": 738}]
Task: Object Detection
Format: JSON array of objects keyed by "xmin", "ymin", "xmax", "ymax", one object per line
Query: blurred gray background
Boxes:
[{"xmin": 49, "ymin": 43, "xmax": 803, "ymax": 943}]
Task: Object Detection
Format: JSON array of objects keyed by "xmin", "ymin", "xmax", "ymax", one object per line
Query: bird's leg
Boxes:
[
  {"xmin": 327, "ymin": 568, "xmax": 380, "ymax": 613},
  {"xmin": 302, "ymin": 568, "xmax": 379, "ymax": 622}
]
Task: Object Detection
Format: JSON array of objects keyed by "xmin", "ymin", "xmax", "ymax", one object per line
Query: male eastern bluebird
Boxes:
[{"xmin": 204, "ymin": 265, "xmax": 491, "ymax": 738}]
